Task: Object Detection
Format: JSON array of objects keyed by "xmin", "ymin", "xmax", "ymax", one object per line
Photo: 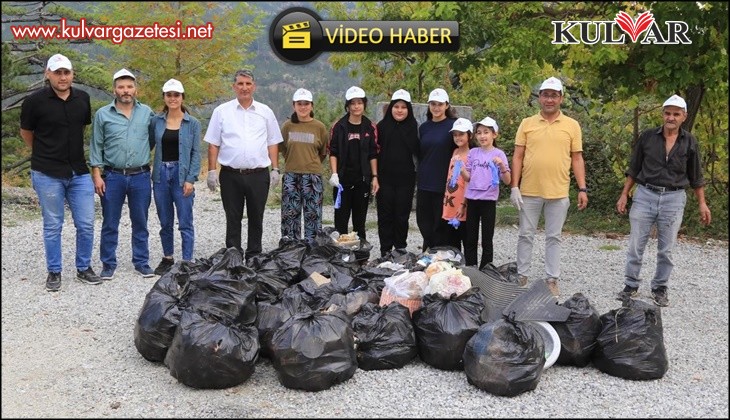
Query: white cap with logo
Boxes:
[
  {"xmin": 450, "ymin": 118, "xmax": 473, "ymax": 133},
  {"xmin": 162, "ymin": 78, "xmax": 184, "ymax": 93},
  {"xmin": 47, "ymin": 54, "xmax": 73, "ymax": 71},
  {"xmin": 113, "ymin": 68, "xmax": 136, "ymax": 82},
  {"xmin": 428, "ymin": 88, "xmax": 449, "ymax": 103},
  {"xmin": 345, "ymin": 86, "xmax": 366, "ymax": 101},
  {"xmin": 662, "ymin": 94, "xmax": 687, "ymax": 111},
  {"xmin": 391, "ymin": 89, "xmax": 411, "ymax": 103},
  {"xmin": 474, "ymin": 116, "xmax": 499, "ymax": 133},
  {"xmin": 539, "ymin": 77, "xmax": 563, "ymax": 93},
  {"xmin": 293, "ymin": 88, "xmax": 313, "ymax": 102}
]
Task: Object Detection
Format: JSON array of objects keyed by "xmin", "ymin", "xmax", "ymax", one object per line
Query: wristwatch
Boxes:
[
  {"xmin": 371, "ymin": 174, "xmax": 378, "ymax": 178},
  {"xmin": 578, "ymin": 187, "xmax": 588, "ymax": 193},
  {"xmin": 271, "ymin": 168, "xmax": 279, "ymax": 172}
]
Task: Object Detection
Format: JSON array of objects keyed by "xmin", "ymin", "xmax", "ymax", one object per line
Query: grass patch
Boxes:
[{"xmin": 599, "ymin": 244, "xmax": 622, "ymax": 251}]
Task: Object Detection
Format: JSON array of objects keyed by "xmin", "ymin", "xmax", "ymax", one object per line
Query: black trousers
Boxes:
[
  {"xmin": 219, "ymin": 169, "xmax": 269, "ymax": 256},
  {"xmin": 464, "ymin": 199, "xmax": 497, "ymax": 268},
  {"xmin": 416, "ymin": 189, "xmax": 449, "ymax": 251},
  {"xmin": 334, "ymin": 180, "xmax": 371, "ymax": 240},
  {"xmin": 376, "ymin": 174, "xmax": 416, "ymax": 256}
]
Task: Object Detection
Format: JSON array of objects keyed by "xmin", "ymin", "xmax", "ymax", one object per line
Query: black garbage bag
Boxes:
[
  {"xmin": 325, "ymin": 288, "xmax": 380, "ymax": 318},
  {"xmin": 164, "ymin": 309, "xmax": 259, "ymax": 389},
  {"xmin": 463, "ymin": 318, "xmax": 545, "ymax": 397},
  {"xmin": 133, "ymin": 263, "xmax": 194, "ymax": 362},
  {"xmin": 352, "ymin": 302, "xmax": 417, "ymax": 370},
  {"xmin": 270, "ymin": 309, "xmax": 357, "ymax": 392},
  {"xmin": 300, "ymin": 244, "xmax": 361, "ymax": 279},
  {"xmin": 415, "ymin": 246, "xmax": 465, "ymax": 269},
  {"xmin": 256, "ymin": 286, "xmax": 318, "ymax": 359},
  {"xmin": 551, "ymin": 293, "xmax": 602, "ymax": 367},
  {"xmin": 180, "ymin": 273, "xmax": 258, "ymax": 327},
  {"xmin": 412, "ymin": 287, "xmax": 485, "ymax": 370},
  {"xmin": 592, "ymin": 299, "xmax": 668, "ymax": 380},
  {"xmin": 366, "ymin": 248, "xmax": 420, "ymax": 270}
]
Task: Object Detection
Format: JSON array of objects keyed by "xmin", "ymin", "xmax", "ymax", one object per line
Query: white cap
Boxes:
[
  {"xmin": 450, "ymin": 118, "xmax": 473, "ymax": 133},
  {"xmin": 345, "ymin": 86, "xmax": 366, "ymax": 101},
  {"xmin": 662, "ymin": 94, "xmax": 687, "ymax": 111},
  {"xmin": 292, "ymin": 88, "xmax": 313, "ymax": 102},
  {"xmin": 428, "ymin": 88, "xmax": 449, "ymax": 103},
  {"xmin": 391, "ymin": 89, "xmax": 411, "ymax": 103},
  {"xmin": 539, "ymin": 77, "xmax": 563, "ymax": 93},
  {"xmin": 46, "ymin": 54, "xmax": 72, "ymax": 71},
  {"xmin": 162, "ymin": 78, "xmax": 184, "ymax": 93},
  {"xmin": 113, "ymin": 68, "xmax": 136, "ymax": 82},
  {"xmin": 474, "ymin": 116, "xmax": 499, "ymax": 133}
]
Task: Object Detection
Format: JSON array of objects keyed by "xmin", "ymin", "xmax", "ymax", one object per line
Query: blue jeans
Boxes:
[
  {"xmin": 624, "ymin": 185, "xmax": 686, "ymax": 290},
  {"xmin": 100, "ymin": 170, "xmax": 152, "ymax": 269},
  {"xmin": 153, "ymin": 162, "xmax": 195, "ymax": 261},
  {"xmin": 517, "ymin": 196, "xmax": 570, "ymax": 279},
  {"xmin": 31, "ymin": 170, "xmax": 95, "ymax": 273}
]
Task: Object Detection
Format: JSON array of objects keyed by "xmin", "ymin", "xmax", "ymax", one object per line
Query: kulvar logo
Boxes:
[{"xmin": 552, "ymin": 10, "xmax": 692, "ymax": 45}]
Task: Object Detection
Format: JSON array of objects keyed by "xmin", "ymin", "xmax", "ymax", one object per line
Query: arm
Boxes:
[
  {"xmin": 511, "ymin": 145, "xmax": 525, "ymax": 188},
  {"xmin": 370, "ymin": 158, "xmax": 379, "ymax": 195},
  {"xmin": 268, "ymin": 143, "xmax": 279, "ymax": 170},
  {"xmin": 207, "ymin": 143, "xmax": 219, "ymax": 171},
  {"xmin": 616, "ymin": 175, "xmax": 636, "ymax": 215},
  {"xmin": 20, "ymin": 128, "xmax": 33, "ymax": 149},
  {"xmin": 694, "ymin": 186, "xmax": 711, "ymax": 225},
  {"xmin": 571, "ymin": 151, "xmax": 588, "ymax": 210}
]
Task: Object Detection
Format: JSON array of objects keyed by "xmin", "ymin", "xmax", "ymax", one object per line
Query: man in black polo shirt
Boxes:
[
  {"xmin": 20, "ymin": 53, "xmax": 102, "ymax": 292},
  {"xmin": 615, "ymin": 94, "xmax": 712, "ymax": 307}
]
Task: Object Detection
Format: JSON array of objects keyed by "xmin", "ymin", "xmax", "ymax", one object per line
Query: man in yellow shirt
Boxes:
[{"xmin": 510, "ymin": 77, "xmax": 588, "ymax": 297}]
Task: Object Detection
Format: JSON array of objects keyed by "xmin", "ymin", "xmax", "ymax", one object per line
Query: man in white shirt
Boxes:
[{"xmin": 204, "ymin": 69, "xmax": 283, "ymax": 261}]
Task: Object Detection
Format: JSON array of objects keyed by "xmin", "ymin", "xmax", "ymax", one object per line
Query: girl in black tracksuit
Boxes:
[
  {"xmin": 328, "ymin": 87, "xmax": 380, "ymax": 240},
  {"xmin": 376, "ymin": 90, "xmax": 419, "ymax": 256}
]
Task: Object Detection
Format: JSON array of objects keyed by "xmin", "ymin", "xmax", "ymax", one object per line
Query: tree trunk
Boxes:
[{"xmin": 682, "ymin": 84, "xmax": 705, "ymax": 133}]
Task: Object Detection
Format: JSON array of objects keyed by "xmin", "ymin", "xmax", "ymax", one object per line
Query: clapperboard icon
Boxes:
[{"xmin": 282, "ymin": 21, "xmax": 311, "ymax": 49}]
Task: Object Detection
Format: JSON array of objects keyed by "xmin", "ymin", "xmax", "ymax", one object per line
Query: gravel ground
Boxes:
[{"xmin": 1, "ymin": 184, "xmax": 728, "ymax": 418}]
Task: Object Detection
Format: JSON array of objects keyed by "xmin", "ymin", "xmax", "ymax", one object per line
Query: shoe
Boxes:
[
  {"xmin": 100, "ymin": 266, "xmax": 115, "ymax": 281},
  {"xmin": 545, "ymin": 278, "xmax": 560, "ymax": 297},
  {"xmin": 652, "ymin": 287, "xmax": 669, "ymax": 307},
  {"xmin": 76, "ymin": 267, "xmax": 102, "ymax": 285},
  {"xmin": 135, "ymin": 265, "xmax": 155, "ymax": 278},
  {"xmin": 518, "ymin": 275, "xmax": 529, "ymax": 287},
  {"xmin": 46, "ymin": 272, "xmax": 61, "ymax": 292},
  {"xmin": 616, "ymin": 285, "xmax": 638, "ymax": 301},
  {"xmin": 154, "ymin": 258, "xmax": 174, "ymax": 275}
]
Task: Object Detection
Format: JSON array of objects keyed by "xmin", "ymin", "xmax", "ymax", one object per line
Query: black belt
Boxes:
[
  {"xmin": 641, "ymin": 183, "xmax": 683, "ymax": 193},
  {"xmin": 105, "ymin": 165, "xmax": 150, "ymax": 175},
  {"xmin": 221, "ymin": 165, "xmax": 266, "ymax": 175}
]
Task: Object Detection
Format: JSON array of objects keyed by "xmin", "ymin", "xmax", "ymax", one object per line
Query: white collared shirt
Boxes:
[{"xmin": 204, "ymin": 98, "xmax": 283, "ymax": 169}]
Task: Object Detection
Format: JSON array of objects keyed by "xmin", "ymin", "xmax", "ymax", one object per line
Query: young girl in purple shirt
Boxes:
[{"xmin": 460, "ymin": 117, "xmax": 511, "ymax": 269}]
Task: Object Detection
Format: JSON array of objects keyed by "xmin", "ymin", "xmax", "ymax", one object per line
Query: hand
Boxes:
[
  {"xmin": 510, "ymin": 187, "xmax": 523, "ymax": 211},
  {"xmin": 329, "ymin": 173, "xmax": 340, "ymax": 187},
  {"xmin": 182, "ymin": 182, "xmax": 194, "ymax": 197},
  {"xmin": 269, "ymin": 169, "xmax": 280, "ymax": 190},
  {"xmin": 206, "ymin": 170, "xmax": 219, "ymax": 192}
]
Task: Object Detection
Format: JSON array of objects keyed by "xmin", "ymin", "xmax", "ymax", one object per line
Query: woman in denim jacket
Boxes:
[{"xmin": 149, "ymin": 79, "xmax": 201, "ymax": 275}]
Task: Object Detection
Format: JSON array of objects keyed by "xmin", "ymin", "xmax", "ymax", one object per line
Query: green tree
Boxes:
[{"xmin": 91, "ymin": 2, "xmax": 264, "ymax": 111}]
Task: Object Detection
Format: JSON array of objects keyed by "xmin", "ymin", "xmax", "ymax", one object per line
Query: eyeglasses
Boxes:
[
  {"xmin": 540, "ymin": 93, "xmax": 561, "ymax": 100},
  {"xmin": 164, "ymin": 92, "xmax": 182, "ymax": 97}
]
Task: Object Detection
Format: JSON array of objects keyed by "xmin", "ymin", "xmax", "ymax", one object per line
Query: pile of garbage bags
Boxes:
[{"xmin": 134, "ymin": 235, "xmax": 669, "ymax": 395}]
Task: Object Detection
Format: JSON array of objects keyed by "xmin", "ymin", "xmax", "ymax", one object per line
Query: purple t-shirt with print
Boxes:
[{"xmin": 464, "ymin": 147, "xmax": 510, "ymax": 201}]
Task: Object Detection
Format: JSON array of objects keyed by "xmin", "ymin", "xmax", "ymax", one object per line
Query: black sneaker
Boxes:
[
  {"xmin": 154, "ymin": 258, "xmax": 175, "ymax": 275},
  {"xmin": 652, "ymin": 287, "xmax": 669, "ymax": 307},
  {"xmin": 46, "ymin": 272, "xmax": 61, "ymax": 292},
  {"xmin": 76, "ymin": 267, "xmax": 103, "ymax": 285},
  {"xmin": 616, "ymin": 285, "xmax": 638, "ymax": 301}
]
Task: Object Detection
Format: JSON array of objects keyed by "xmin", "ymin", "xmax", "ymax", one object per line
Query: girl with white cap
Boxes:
[
  {"xmin": 459, "ymin": 116, "xmax": 511, "ymax": 269},
  {"xmin": 441, "ymin": 117, "xmax": 474, "ymax": 252},
  {"xmin": 416, "ymin": 87, "xmax": 458, "ymax": 251},
  {"xmin": 375, "ymin": 89, "xmax": 419, "ymax": 257},
  {"xmin": 149, "ymin": 78, "xmax": 201, "ymax": 275},
  {"xmin": 279, "ymin": 88, "xmax": 329, "ymax": 242},
  {"xmin": 327, "ymin": 86, "xmax": 380, "ymax": 240}
]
